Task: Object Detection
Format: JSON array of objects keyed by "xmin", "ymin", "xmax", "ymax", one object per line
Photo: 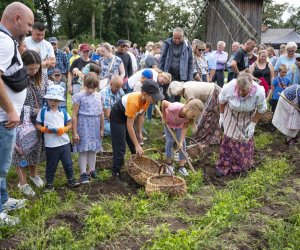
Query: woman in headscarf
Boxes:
[{"xmin": 216, "ymin": 72, "xmax": 267, "ymax": 177}]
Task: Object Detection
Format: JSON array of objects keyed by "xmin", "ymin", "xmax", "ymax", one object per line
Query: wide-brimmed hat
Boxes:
[{"xmin": 44, "ymin": 84, "xmax": 65, "ymax": 101}]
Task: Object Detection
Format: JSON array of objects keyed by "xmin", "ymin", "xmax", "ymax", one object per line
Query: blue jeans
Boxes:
[
  {"xmin": 0, "ymin": 122, "xmax": 16, "ymax": 212},
  {"xmin": 104, "ymin": 119, "xmax": 111, "ymax": 136},
  {"xmin": 147, "ymin": 104, "xmax": 153, "ymax": 120},
  {"xmin": 164, "ymin": 126, "xmax": 186, "ymax": 161}
]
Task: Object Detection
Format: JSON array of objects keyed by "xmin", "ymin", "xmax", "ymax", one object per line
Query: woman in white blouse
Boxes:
[{"xmin": 216, "ymin": 72, "xmax": 267, "ymax": 177}]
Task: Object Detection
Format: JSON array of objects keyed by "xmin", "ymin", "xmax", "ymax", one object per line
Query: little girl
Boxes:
[
  {"xmin": 72, "ymin": 73, "xmax": 104, "ymax": 184},
  {"xmin": 12, "ymin": 50, "xmax": 46, "ymax": 197},
  {"xmin": 162, "ymin": 99, "xmax": 204, "ymax": 176}
]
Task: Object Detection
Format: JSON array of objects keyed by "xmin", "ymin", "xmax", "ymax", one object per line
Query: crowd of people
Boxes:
[{"xmin": 0, "ymin": 2, "xmax": 299, "ymax": 226}]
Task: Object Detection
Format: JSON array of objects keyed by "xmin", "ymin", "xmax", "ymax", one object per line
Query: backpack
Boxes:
[
  {"xmin": 15, "ymin": 106, "xmax": 39, "ymax": 156},
  {"xmin": 0, "ymin": 26, "xmax": 29, "ymax": 92},
  {"xmin": 40, "ymin": 107, "xmax": 68, "ymax": 127}
]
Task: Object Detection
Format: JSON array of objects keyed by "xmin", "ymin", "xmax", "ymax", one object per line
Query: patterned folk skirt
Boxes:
[
  {"xmin": 216, "ymin": 105, "xmax": 255, "ymax": 175},
  {"xmin": 193, "ymin": 85, "xmax": 222, "ymax": 145}
]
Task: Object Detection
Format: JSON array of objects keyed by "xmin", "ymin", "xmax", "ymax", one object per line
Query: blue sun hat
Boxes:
[{"xmin": 44, "ymin": 84, "xmax": 65, "ymax": 101}]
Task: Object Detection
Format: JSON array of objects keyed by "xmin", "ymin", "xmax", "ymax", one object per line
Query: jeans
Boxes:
[
  {"xmin": 0, "ymin": 122, "xmax": 16, "ymax": 212},
  {"xmin": 104, "ymin": 119, "xmax": 111, "ymax": 136},
  {"xmin": 45, "ymin": 143, "xmax": 74, "ymax": 184},
  {"xmin": 164, "ymin": 126, "xmax": 186, "ymax": 161},
  {"xmin": 147, "ymin": 104, "xmax": 153, "ymax": 120}
]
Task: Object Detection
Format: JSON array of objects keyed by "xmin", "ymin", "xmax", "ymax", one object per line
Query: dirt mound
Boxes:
[{"xmin": 46, "ymin": 211, "xmax": 84, "ymax": 231}]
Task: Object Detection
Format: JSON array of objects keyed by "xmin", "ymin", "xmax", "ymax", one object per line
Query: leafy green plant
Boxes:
[
  {"xmin": 254, "ymin": 132, "xmax": 273, "ymax": 149},
  {"xmin": 186, "ymin": 170, "xmax": 204, "ymax": 193}
]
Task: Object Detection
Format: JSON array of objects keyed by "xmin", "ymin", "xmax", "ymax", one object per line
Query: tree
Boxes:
[
  {"xmin": 286, "ymin": 6, "xmax": 300, "ymax": 32},
  {"xmin": 0, "ymin": 0, "xmax": 35, "ymax": 17},
  {"xmin": 262, "ymin": 0, "xmax": 287, "ymax": 28}
]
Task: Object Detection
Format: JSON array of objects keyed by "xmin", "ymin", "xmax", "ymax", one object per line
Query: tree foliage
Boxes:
[
  {"xmin": 0, "ymin": 0, "xmax": 298, "ymax": 47},
  {"xmin": 262, "ymin": 0, "xmax": 287, "ymax": 28}
]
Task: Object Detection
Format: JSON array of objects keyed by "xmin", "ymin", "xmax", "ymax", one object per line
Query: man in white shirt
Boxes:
[
  {"xmin": 0, "ymin": 2, "xmax": 34, "ymax": 226},
  {"xmin": 25, "ymin": 22, "xmax": 55, "ymax": 77}
]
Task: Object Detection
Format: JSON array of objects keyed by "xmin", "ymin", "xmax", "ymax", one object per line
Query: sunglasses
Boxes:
[
  {"xmin": 120, "ymin": 45, "xmax": 128, "ymax": 48},
  {"xmin": 54, "ymin": 74, "xmax": 61, "ymax": 77},
  {"xmin": 197, "ymin": 48, "xmax": 205, "ymax": 52}
]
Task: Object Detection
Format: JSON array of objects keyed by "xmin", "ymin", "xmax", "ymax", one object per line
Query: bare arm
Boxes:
[
  {"xmin": 161, "ymin": 100, "xmax": 170, "ymax": 122},
  {"xmin": 208, "ymin": 69, "xmax": 215, "ymax": 82},
  {"xmin": 119, "ymin": 63, "xmax": 125, "ymax": 79},
  {"xmin": 103, "ymin": 108, "xmax": 111, "ymax": 120},
  {"xmin": 100, "ymin": 113, "xmax": 104, "ymax": 137},
  {"xmin": 135, "ymin": 112, "xmax": 144, "ymax": 140},
  {"xmin": 266, "ymin": 84, "xmax": 274, "ymax": 101},
  {"xmin": 269, "ymin": 63, "xmax": 275, "ymax": 87},
  {"xmin": 252, "ymin": 111, "xmax": 262, "ymax": 124},
  {"xmin": 0, "ymin": 71, "xmax": 20, "ymax": 128},
  {"xmin": 72, "ymin": 103, "xmax": 80, "ymax": 142},
  {"xmin": 68, "ymin": 71, "xmax": 73, "ymax": 94},
  {"xmin": 219, "ymin": 103, "xmax": 226, "ymax": 114},
  {"xmin": 231, "ymin": 60, "xmax": 239, "ymax": 75},
  {"xmin": 127, "ymin": 116, "xmax": 143, "ymax": 156},
  {"xmin": 249, "ymin": 63, "xmax": 255, "ymax": 75}
]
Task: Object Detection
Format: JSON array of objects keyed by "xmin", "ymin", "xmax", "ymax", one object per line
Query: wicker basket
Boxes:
[
  {"xmin": 145, "ymin": 170, "xmax": 187, "ymax": 197},
  {"xmin": 96, "ymin": 144, "xmax": 113, "ymax": 169},
  {"xmin": 126, "ymin": 148, "xmax": 163, "ymax": 186},
  {"xmin": 185, "ymin": 137, "xmax": 206, "ymax": 161},
  {"xmin": 259, "ymin": 110, "xmax": 273, "ymax": 124}
]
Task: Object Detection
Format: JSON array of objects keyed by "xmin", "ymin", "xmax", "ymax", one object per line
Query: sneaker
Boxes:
[
  {"xmin": 44, "ymin": 183, "xmax": 54, "ymax": 192},
  {"xmin": 178, "ymin": 167, "xmax": 189, "ymax": 176},
  {"xmin": 29, "ymin": 175, "xmax": 44, "ymax": 188},
  {"xmin": 165, "ymin": 165, "xmax": 175, "ymax": 175},
  {"xmin": 2, "ymin": 198, "xmax": 27, "ymax": 212},
  {"xmin": 0, "ymin": 212, "xmax": 20, "ymax": 226},
  {"xmin": 80, "ymin": 173, "xmax": 90, "ymax": 184},
  {"xmin": 68, "ymin": 178, "xmax": 80, "ymax": 188},
  {"xmin": 18, "ymin": 183, "xmax": 35, "ymax": 197},
  {"xmin": 89, "ymin": 171, "xmax": 97, "ymax": 179}
]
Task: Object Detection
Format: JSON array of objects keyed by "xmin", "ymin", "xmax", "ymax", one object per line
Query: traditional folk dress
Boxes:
[
  {"xmin": 182, "ymin": 81, "xmax": 222, "ymax": 145},
  {"xmin": 216, "ymin": 80, "xmax": 267, "ymax": 175},
  {"xmin": 272, "ymin": 85, "xmax": 300, "ymax": 138}
]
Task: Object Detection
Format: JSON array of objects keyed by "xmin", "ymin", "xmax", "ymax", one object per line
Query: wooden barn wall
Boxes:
[{"xmin": 204, "ymin": 0, "xmax": 263, "ymax": 51}]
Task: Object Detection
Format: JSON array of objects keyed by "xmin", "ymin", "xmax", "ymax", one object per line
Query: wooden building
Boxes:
[{"xmin": 189, "ymin": 0, "xmax": 268, "ymax": 50}]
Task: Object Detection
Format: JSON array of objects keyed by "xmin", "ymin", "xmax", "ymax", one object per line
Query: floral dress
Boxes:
[
  {"xmin": 12, "ymin": 79, "xmax": 46, "ymax": 167},
  {"xmin": 72, "ymin": 91, "xmax": 103, "ymax": 152}
]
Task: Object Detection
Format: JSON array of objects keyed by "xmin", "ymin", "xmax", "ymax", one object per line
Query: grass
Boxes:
[{"xmin": 0, "ymin": 94, "xmax": 299, "ymax": 249}]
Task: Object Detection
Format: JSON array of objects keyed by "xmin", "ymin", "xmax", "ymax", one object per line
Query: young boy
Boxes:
[
  {"xmin": 49, "ymin": 69, "xmax": 67, "ymax": 110},
  {"xmin": 267, "ymin": 64, "xmax": 291, "ymax": 131},
  {"xmin": 36, "ymin": 85, "xmax": 80, "ymax": 191},
  {"xmin": 110, "ymin": 79, "xmax": 164, "ymax": 179}
]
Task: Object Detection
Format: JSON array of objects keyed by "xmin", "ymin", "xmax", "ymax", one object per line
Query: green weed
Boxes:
[{"xmin": 255, "ymin": 132, "xmax": 273, "ymax": 149}]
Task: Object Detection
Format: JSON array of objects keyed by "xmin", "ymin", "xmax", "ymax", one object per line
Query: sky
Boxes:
[{"xmin": 273, "ymin": 0, "xmax": 300, "ymax": 21}]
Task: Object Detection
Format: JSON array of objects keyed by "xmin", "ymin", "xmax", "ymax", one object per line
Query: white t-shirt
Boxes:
[
  {"xmin": 0, "ymin": 29, "xmax": 27, "ymax": 122},
  {"xmin": 25, "ymin": 36, "xmax": 55, "ymax": 61},
  {"xmin": 128, "ymin": 51, "xmax": 138, "ymax": 74},
  {"xmin": 127, "ymin": 68, "xmax": 158, "ymax": 90},
  {"xmin": 36, "ymin": 108, "xmax": 71, "ymax": 148}
]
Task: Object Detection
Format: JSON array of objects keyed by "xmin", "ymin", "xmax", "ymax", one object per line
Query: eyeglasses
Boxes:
[
  {"xmin": 287, "ymin": 50, "xmax": 295, "ymax": 53},
  {"xmin": 197, "ymin": 48, "xmax": 205, "ymax": 52},
  {"xmin": 120, "ymin": 45, "xmax": 128, "ymax": 48},
  {"xmin": 54, "ymin": 74, "xmax": 61, "ymax": 77}
]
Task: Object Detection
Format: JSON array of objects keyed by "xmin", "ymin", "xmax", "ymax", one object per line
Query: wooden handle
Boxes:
[{"xmin": 154, "ymin": 105, "xmax": 196, "ymax": 173}]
